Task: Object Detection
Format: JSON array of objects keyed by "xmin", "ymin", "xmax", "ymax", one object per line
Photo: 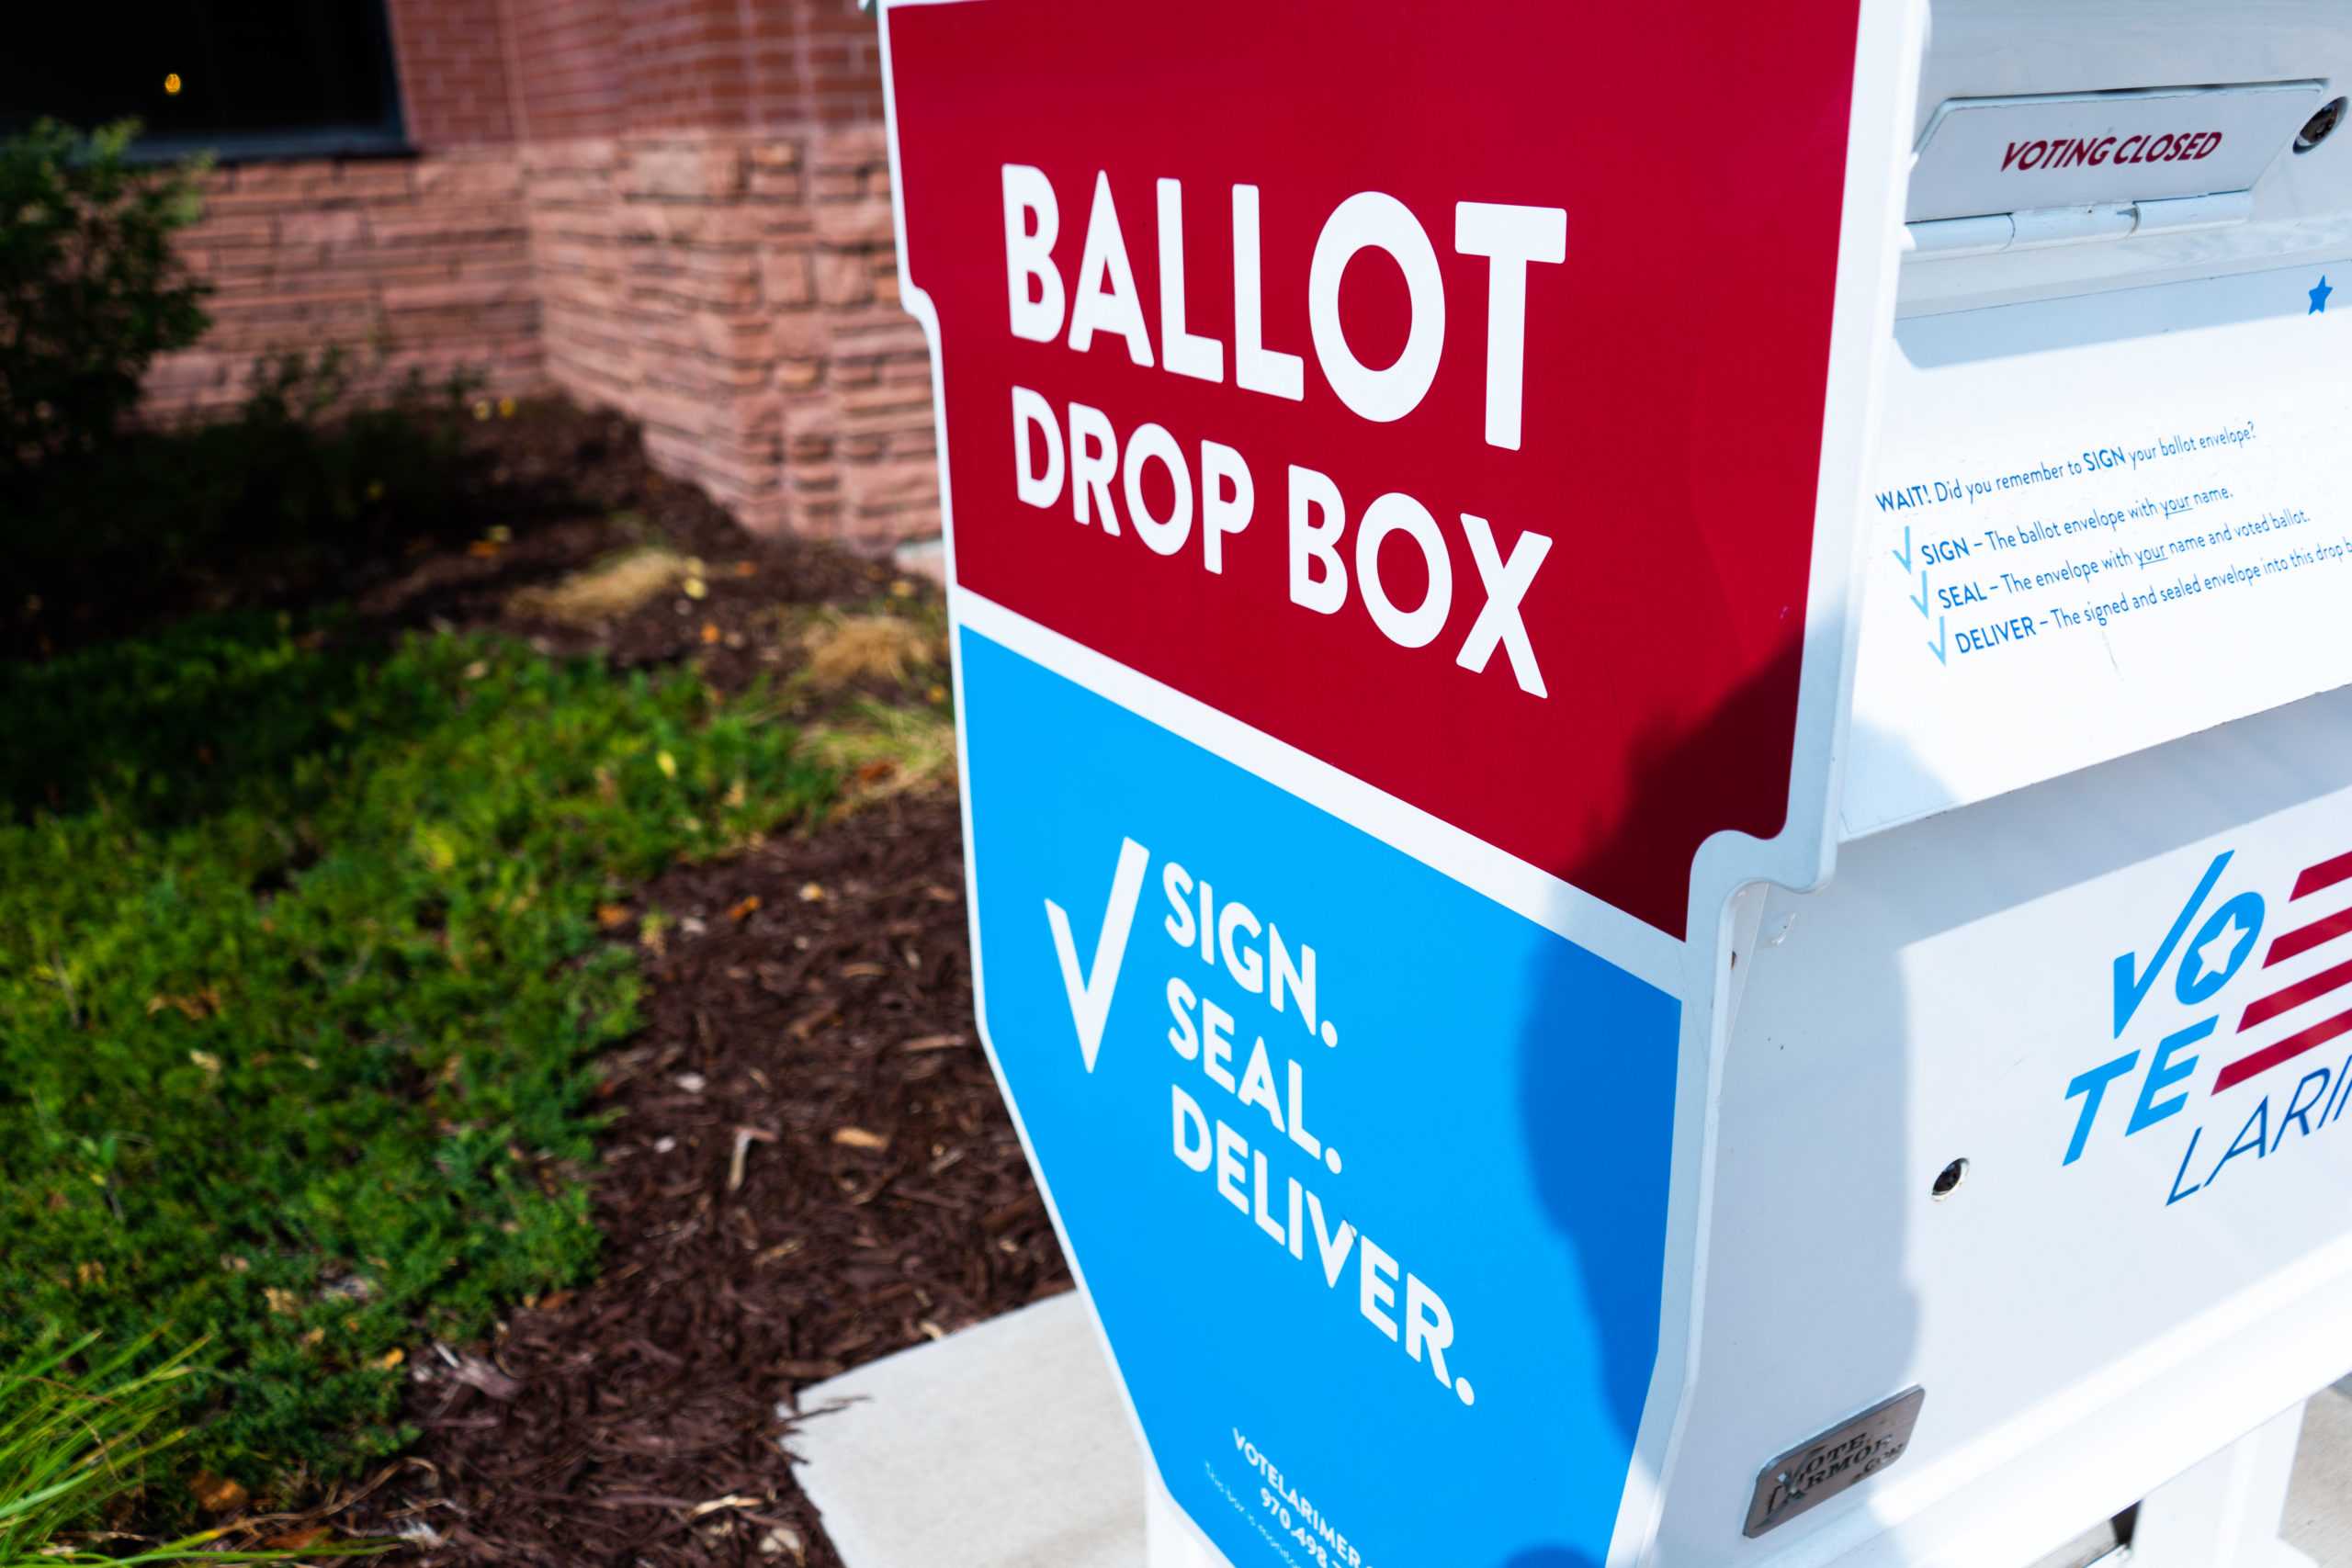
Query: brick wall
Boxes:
[
  {"xmin": 385, "ymin": 0, "xmax": 521, "ymax": 146},
  {"xmin": 139, "ymin": 0, "xmax": 935, "ymax": 544},
  {"xmin": 504, "ymin": 0, "xmax": 624, "ymax": 141},
  {"xmin": 145, "ymin": 151, "xmax": 540, "ymax": 416},
  {"xmin": 787, "ymin": 3, "xmax": 885, "ymax": 127},
  {"xmin": 525, "ymin": 126, "xmax": 932, "ymax": 542},
  {"xmin": 499, "ymin": 0, "xmax": 928, "ymax": 541}
]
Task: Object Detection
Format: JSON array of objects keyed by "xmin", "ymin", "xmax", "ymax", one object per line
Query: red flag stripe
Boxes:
[
  {"xmin": 2267, "ymin": 905, "xmax": 2352, "ymax": 969},
  {"xmin": 2292, "ymin": 850, "xmax": 2352, "ymax": 902},
  {"xmin": 2214, "ymin": 1007, "xmax": 2352, "ymax": 1094},
  {"xmin": 2238, "ymin": 954, "xmax": 2352, "ymax": 1033}
]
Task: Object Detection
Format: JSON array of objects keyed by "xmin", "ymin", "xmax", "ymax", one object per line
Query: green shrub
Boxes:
[
  {"xmin": 4, "ymin": 350, "xmax": 483, "ymax": 653},
  {"xmin": 0, "ymin": 120, "xmax": 210, "ymax": 480},
  {"xmin": 172, "ymin": 348, "xmax": 481, "ymax": 548},
  {"xmin": 0, "ymin": 615, "xmax": 836, "ymax": 1505}
]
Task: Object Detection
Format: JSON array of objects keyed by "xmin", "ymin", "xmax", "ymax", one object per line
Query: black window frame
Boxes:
[{"xmin": 2, "ymin": 1, "xmax": 413, "ymax": 165}]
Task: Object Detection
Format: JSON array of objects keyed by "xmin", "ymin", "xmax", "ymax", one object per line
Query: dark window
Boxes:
[{"xmin": 0, "ymin": 1, "xmax": 407, "ymax": 161}]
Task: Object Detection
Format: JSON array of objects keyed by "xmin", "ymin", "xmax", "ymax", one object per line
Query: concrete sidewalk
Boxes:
[
  {"xmin": 791, "ymin": 1293, "xmax": 1144, "ymax": 1568},
  {"xmin": 792, "ymin": 1292, "xmax": 2352, "ymax": 1568},
  {"xmin": 2290, "ymin": 1377, "xmax": 2352, "ymax": 1564}
]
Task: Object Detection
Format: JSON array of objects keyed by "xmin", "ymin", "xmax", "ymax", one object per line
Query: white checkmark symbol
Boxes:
[{"xmin": 1046, "ymin": 837, "xmax": 1152, "ymax": 1073}]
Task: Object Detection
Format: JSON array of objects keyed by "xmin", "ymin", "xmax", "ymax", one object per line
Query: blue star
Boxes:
[{"xmin": 2313, "ymin": 276, "xmax": 2335, "ymax": 315}]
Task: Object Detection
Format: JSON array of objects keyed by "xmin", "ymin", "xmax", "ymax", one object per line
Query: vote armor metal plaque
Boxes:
[{"xmin": 1745, "ymin": 1387, "xmax": 1928, "ymax": 1538}]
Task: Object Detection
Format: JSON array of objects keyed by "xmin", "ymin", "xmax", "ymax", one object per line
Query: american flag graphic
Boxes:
[{"xmin": 2212, "ymin": 847, "xmax": 2352, "ymax": 1094}]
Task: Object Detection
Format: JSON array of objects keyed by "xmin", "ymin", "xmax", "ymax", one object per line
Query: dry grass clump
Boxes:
[
  {"xmin": 507, "ymin": 548, "xmax": 691, "ymax": 627},
  {"xmin": 800, "ymin": 612, "xmax": 940, "ymax": 690}
]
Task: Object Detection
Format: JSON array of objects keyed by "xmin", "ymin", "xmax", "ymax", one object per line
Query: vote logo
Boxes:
[{"xmin": 2060, "ymin": 844, "xmax": 2352, "ymax": 1203}]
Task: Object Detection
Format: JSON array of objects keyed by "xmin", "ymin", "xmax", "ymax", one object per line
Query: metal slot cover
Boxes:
[{"xmin": 1906, "ymin": 82, "xmax": 2328, "ymax": 222}]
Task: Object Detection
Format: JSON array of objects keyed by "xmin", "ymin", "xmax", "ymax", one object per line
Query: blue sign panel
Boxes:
[{"xmin": 959, "ymin": 627, "xmax": 1683, "ymax": 1568}]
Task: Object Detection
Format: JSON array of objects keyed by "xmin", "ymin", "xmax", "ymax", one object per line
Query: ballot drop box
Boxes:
[{"xmin": 876, "ymin": 0, "xmax": 2352, "ymax": 1562}]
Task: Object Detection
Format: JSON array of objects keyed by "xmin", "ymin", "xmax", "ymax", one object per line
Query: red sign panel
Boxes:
[{"xmin": 889, "ymin": 0, "xmax": 1865, "ymax": 935}]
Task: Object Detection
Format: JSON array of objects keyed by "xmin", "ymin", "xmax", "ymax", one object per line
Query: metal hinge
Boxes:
[{"xmin": 1905, "ymin": 191, "xmax": 2254, "ymax": 259}]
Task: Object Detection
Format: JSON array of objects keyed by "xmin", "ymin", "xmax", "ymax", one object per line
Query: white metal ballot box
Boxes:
[{"xmin": 875, "ymin": 0, "xmax": 2352, "ymax": 1562}]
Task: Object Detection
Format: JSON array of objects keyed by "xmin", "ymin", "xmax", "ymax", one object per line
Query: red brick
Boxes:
[
  {"xmin": 813, "ymin": 125, "xmax": 888, "ymax": 164},
  {"xmin": 631, "ymin": 266, "xmax": 760, "ymax": 312},
  {"xmin": 762, "ymin": 251, "xmax": 814, "ymax": 308},
  {"xmin": 322, "ymin": 164, "xmax": 421, "ymax": 200},
  {"xmin": 187, "ymin": 214, "xmax": 278, "ymax": 250},
  {"xmin": 771, "ymin": 306, "xmax": 846, "ymax": 365},
  {"xmin": 277, "ymin": 209, "xmax": 368, "ymax": 248},
  {"xmin": 370, "ymin": 209, "xmax": 526, "ymax": 247},
  {"xmin": 633, "ymin": 202, "xmax": 768, "ymax": 246},
  {"xmin": 624, "ymin": 141, "xmax": 749, "ymax": 200},
  {"xmin": 526, "ymin": 137, "xmax": 621, "ymax": 175},
  {"xmin": 413, "ymin": 158, "xmax": 526, "ymax": 202},
  {"xmin": 813, "ymin": 198, "xmax": 894, "ymax": 245},
  {"xmin": 382, "ymin": 273, "xmax": 534, "ymax": 312},
  {"xmin": 810, "ymin": 250, "xmax": 874, "ymax": 307}
]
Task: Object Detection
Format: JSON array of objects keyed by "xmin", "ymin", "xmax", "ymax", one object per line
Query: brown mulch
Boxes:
[
  {"xmin": 282, "ymin": 404, "xmax": 1066, "ymax": 1563},
  {"xmin": 353, "ymin": 793, "xmax": 1069, "ymax": 1565}
]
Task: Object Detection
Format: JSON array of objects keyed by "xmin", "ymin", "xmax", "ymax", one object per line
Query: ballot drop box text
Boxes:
[{"xmin": 876, "ymin": 0, "xmax": 2352, "ymax": 1562}]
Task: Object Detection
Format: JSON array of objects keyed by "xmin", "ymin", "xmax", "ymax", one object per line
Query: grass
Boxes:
[
  {"xmin": 0, "ymin": 1333, "xmax": 367, "ymax": 1566},
  {"xmin": 803, "ymin": 699, "xmax": 957, "ymax": 808},
  {"xmin": 0, "ymin": 612, "xmax": 837, "ymax": 1520}
]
